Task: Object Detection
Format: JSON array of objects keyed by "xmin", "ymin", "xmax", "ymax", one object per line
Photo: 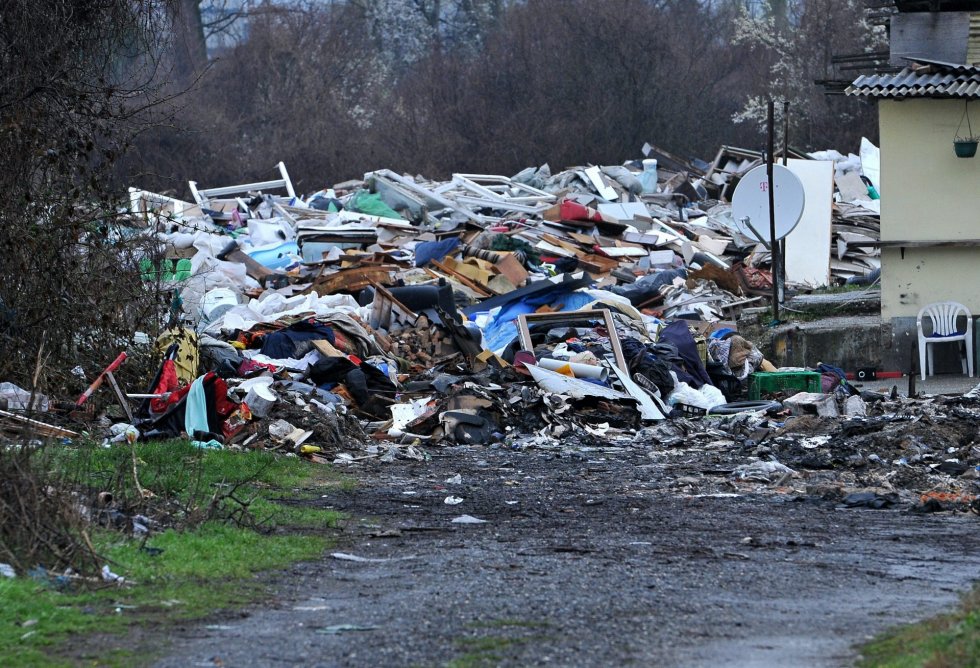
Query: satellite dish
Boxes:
[{"xmin": 731, "ymin": 164, "xmax": 805, "ymax": 243}]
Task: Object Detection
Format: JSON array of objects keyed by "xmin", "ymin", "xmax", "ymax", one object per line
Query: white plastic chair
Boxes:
[{"xmin": 917, "ymin": 301, "xmax": 974, "ymax": 381}]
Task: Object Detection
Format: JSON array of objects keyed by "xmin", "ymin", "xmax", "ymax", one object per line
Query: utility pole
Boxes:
[{"xmin": 780, "ymin": 99, "xmax": 789, "ymax": 296}]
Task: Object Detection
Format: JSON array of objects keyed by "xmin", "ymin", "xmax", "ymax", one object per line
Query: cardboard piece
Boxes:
[{"xmin": 494, "ymin": 253, "xmax": 529, "ymax": 287}]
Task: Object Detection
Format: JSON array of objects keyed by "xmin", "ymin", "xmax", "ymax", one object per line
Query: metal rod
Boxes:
[
  {"xmin": 781, "ymin": 100, "xmax": 789, "ymax": 297},
  {"xmin": 766, "ymin": 98, "xmax": 779, "ymax": 320},
  {"xmin": 782, "ymin": 100, "xmax": 789, "ymax": 166},
  {"xmin": 767, "ymin": 99, "xmax": 779, "ymax": 321},
  {"xmin": 740, "ymin": 216, "xmax": 770, "ymax": 250}
]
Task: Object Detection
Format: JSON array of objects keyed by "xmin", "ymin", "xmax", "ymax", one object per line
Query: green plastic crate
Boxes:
[{"xmin": 748, "ymin": 371, "xmax": 822, "ymax": 400}]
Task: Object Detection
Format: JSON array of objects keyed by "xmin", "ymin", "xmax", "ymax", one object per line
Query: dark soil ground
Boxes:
[{"xmin": 147, "ymin": 439, "xmax": 980, "ymax": 668}]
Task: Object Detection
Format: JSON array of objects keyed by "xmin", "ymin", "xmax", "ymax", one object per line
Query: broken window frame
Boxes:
[
  {"xmin": 432, "ymin": 174, "xmax": 557, "ymax": 216},
  {"xmin": 189, "ymin": 161, "xmax": 296, "ymax": 207},
  {"xmin": 516, "ymin": 309, "xmax": 629, "ymax": 375}
]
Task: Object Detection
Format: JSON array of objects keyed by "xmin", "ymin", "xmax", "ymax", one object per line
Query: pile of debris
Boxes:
[{"xmin": 12, "ymin": 141, "xmax": 971, "ymax": 514}]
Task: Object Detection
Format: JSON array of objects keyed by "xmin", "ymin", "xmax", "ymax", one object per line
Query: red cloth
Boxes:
[
  {"xmin": 150, "ymin": 371, "xmax": 236, "ymax": 419},
  {"xmin": 210, "ymin": 375, "xmax": 237, "ymax": 418},
  {"xmin": 238, "ymin": 358, "xmax": 279, "ymax": 375},
  {"xmin": 559, "ymin": 200, "xmax": 603, "ymax": 222},
  {"xmin": 150, "ymin": 360, "xmax": 179, "ymax": 413}
]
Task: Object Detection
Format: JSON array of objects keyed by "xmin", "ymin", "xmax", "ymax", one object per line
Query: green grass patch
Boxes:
[
  {"xmin": 447, "ymin": 637, "xmax": 523, "ymax": 668},
  {"xmin": 811, "ymin": 283, "xmax": 877, "ymax": 295},
  {"xmin": 446, "ymin": 623, "xmax": 554, "ymax": 668},
  {"xmin": 860, "ymin": 587, "xmax": 980, "ymax": 668},
  {"xmin": 50, "ymin": 438, "xmax": 321, "ymax": 500},
  {"xmin": 0, "ymin": 439, "xmax": 350, "ymax": 666}
]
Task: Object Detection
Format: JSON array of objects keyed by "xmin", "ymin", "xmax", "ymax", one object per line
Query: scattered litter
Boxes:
[
  {"xmin": 20, "ymin": 149, "xmax": 866, "ymax": 470},
  {"xmin": 842, "ymin": 492, "xmax": 899, "ymax": 509},
  {"xmin": 800, "ymin": 435, "xmax": 833, "ymax": 450},
  {"xmin": 330, "ymin": 552, "xmax": 417, "ymax": 563},
  {"xmin": 734, "ymin": 461, "xmax": 796, "ymax": 483},
  {"xmin": 13, "ymin": 138, "xmax": 974, "ymax": 542},
  {"xmin": 316, "ymin": 624, "xmax": 380, "ymax": 635}
]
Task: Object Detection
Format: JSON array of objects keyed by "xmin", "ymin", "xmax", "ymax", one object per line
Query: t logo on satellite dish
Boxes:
[{"xmin": 731, "ymin": 164, "xmax": 805, "ymax": 247}]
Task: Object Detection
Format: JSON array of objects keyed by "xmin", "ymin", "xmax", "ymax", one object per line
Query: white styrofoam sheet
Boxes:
[{"xmin": 785, "ymin": 159, "xmax": 834, "ymax": 287}]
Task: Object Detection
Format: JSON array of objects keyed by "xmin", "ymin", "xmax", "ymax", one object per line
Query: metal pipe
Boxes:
[
  {"xmin": 767, "ymin": 99, "xmax": 779, "ymax": 321},
  {"xmin": 782, "ymin": 99, "xmax": 789, "ymax": 166}
]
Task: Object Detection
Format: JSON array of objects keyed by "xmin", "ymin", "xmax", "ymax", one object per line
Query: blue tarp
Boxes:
[{"xmin": 482, "ymin": 288, "xmax": 596, "ymax": 352}]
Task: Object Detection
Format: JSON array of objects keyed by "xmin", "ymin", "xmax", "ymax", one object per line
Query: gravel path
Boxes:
[{"xmin": 149, "ymin": 443, "xmax": 980, "ymax": 667}]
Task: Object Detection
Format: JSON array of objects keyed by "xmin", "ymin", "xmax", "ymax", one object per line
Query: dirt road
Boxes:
[{"xmin": 150, "ymin": 440, "xmax": 980, "ymax": 667}]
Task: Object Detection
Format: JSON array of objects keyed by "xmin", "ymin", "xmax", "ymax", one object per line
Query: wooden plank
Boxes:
[
  {"xmin": 578, "ymin": 253, "xmax": 620, "ymax": 274},
  {"xmin": 870, "ymin": 239, "xmax": 980, "ymax": 248},
  {"xmin": 568, "ymin": 232, "xmax": 598, "ymax": 245},
  {"xmin": 105, "ymin": 371, "xmax": 134, "ymax": 423},
  {"xmin": 535, "ymin": 240, "xmax": 577, "ymax": 258},
  {"xmin": 494, "ymin": 253, "xmax": 528, "ymax": 287},
  {"xmin": 429, "ymin": 259, "xmax": 493, "ymax": 297},
  {"xmin": 307, "ymin": 266, "xmax": 398, "ymax": 296},
  {"xmin": 541, "ymin": 233, "xmax": 586, "ymax": 255},
  {"xmin": 0, "ymin": 409, "xmax": 78, "ymax": 438},
  {"xmin": 368, "ymin": 280, "xmax": 420, "ymax": 329}
]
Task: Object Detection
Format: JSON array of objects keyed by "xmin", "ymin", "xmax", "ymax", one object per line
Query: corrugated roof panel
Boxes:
[{"xmin": 847, "ymin": 61, "xmax": 980, "ymax": 98}]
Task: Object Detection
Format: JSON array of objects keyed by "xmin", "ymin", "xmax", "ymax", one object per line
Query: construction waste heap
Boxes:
[{"xmin": 4, "ymin": 141, "xmax": 979, "ymax": 518}]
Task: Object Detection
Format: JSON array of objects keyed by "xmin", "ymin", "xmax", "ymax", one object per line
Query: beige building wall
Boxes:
[{"xmin": 880, "ymin": 98, "xmax": 980, "ymax": 319}]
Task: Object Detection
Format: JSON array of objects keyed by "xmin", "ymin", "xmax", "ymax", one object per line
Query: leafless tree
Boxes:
[
  {"xmin": 0, "ymin": 0, "xmax": 177, "ymax": 389},
  {"xmin": 126, "ymin": 0, "xmax": 880, "ymax": 195},
  {"xmin": 732, "ymin": 0, "xmax": 883, "ymax": 148}
]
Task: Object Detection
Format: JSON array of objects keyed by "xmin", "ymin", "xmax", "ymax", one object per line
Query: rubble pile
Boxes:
[
  {"xmin": 636, "ymin": 392, "xmax": 980, "ymax": 513},
  {"xmin": 7, "ymin": 141, "xmax": 973, "ymax": 515}
]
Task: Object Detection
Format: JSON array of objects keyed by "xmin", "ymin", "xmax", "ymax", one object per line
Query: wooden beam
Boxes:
[
  {"xmin": 870, "ymin": 239, "xmax": 980, "ymax": 248},
  {"xmin": 0, "ymin": 409, "xmax": 78, "ymax": 438}
]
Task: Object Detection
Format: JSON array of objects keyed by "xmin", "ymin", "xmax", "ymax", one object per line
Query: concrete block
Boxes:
[
  {"xmin": 844, "ymin": 395, "xmax": 867, "ymax": 417},
  {"xmin": 783, "ymin": 392, "xmax": 839, "ymax": 418}
]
